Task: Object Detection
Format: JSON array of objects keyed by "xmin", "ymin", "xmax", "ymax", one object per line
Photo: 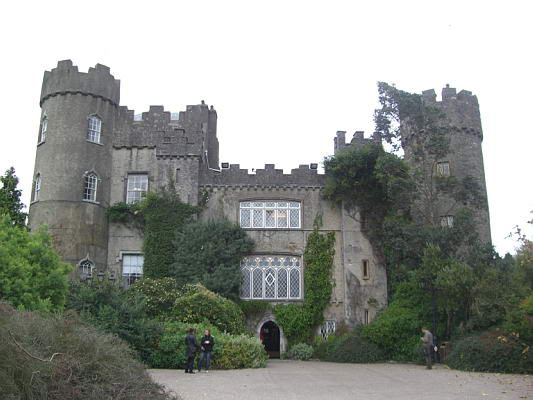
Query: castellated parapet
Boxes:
[
  {"xmin": 40, "ymin": 60, "xmax": 120, "ymax": 106},
  {"xmin": 28, "ymin": 61, "xmax": 491, "ymax": 344}
]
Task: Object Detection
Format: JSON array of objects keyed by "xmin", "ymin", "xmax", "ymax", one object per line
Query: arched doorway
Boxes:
[{"xmin": 260, "ymin": 320, "xmax": 280, "ymax": 358}]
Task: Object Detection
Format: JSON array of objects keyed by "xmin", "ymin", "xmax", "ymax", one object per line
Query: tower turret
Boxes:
[
  {"xmin": 29, "ymin": 60, "xmax": 120, "ymax": 276},
  {"xmin": 401, "ymin": 85, "xmax": 491, "ymax": 243}
]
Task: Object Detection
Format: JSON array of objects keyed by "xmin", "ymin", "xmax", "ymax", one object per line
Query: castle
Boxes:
[{"xmin": 28, "ymin": 61, "xmax": 490, "ymax": 354}]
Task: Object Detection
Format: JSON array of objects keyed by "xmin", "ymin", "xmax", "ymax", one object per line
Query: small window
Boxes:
[
  {"xmin": 440, "ymin": 215, "xmax": 454, "ymax": 228},
  {"xmin": 39, "ymin": 117, "xmax": 48, "ymax": 143},
  {"xmin": 240, "ymin": 201, "xmax": 301, "ymax": 229},
  {"xmin": 122, "ymin": 254, "xmax": 144, "ymax": 288},
  {"xmin": 83, "ymin": 173, "xmax": 98, "ymax": 202},
  {"xmin": 126, "ymin": 174, "xmax": 148, "ymax": 204},
  {"xmin": 79, "ymin": 259, "xmax": 94, "ymax": 279},
  {"xmin": 87, "ymin": 115, "xmax": 102, "ymax": 143},
  {"xmin": 320, "ymin": 320, "xmax": 337, "ymax": 339},
  {"xmin": 33, "ymin": 174, "xmax": 41, "ymax": 201},
  {"xmin": 362, "ymin": 260, "xmax": 370, "ymax": 280},
  {"xmin": 364, "ymin": 309, "xmax": 369, "ymax": 324},
  {"xmin": 436, "ymin": 161, "xmax": 450, "ymax": 177},
  {"xmin": 163, "ymin": 136, "xmax": 171, "ymax": 143}
]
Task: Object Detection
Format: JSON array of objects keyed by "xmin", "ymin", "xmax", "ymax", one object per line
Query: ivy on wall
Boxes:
[
  {"xmin": 274, "ymin": 220, "xmax": 336, "ymax": 344},
  {"xmin": 107, "ymin": 185, "xmax": 198, "ymax": 278}
]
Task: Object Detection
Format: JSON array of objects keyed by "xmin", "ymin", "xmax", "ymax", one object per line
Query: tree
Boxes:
[
  {"xmin": 0, "ymin": 167, "xmax": 27, "ymax": 227},
  {"xmin": 323, "ymin": 142, "xmax": 414, "ymax": 238},
  {"xmin": 0, "ymin": 215, "xmax": 71, "ymax": 310},
  {"xmin": 170, "ymin": 219, "xmax": 254, "ymax": 299}
]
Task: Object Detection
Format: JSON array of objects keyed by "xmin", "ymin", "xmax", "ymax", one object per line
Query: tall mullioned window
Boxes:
[
  {"xmin": 39, "ymin": 117, "xmax": 48, "ymax": 143},
  {"xmin": 240, "ymin": 255, "xmax": 302, "ymax": 300},
  {"xmin": 126, "ymin": 174, "xmax": 148, "ymax": 204},
  {"xmin": 33, "ymin": 174, "xmax": 41, "ymax": 201},
  {"xmin": 83, "ymin": 173, "xmax": 98, "ymax": 201},
  {"xmin": 122, "ymin": 254, "xmax": 144, "ymax": 288},
  {"xmin": 87, "ymin": 115, "xmax": 102, "ymax": 143},
  {"xmin": 240, "ymin": 201, "xmax": 301, "ymax": 229}
]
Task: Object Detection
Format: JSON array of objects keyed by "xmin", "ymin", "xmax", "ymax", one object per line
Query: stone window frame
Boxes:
[
  {"xmin": 364, "ymin": 309, "xmax": 369, "ymax": 324},
  {"xmin": 125, "ymin": 173, "xmax": 149, "ymax": 204},
  {"xmin": 239, "ymin": 200, "xmax": 301, "ymax": 230},
  {"xmin": 87, "ymin": 114, "xmax": 103, "ymax": 144},
  {"xmin": 436, "ymin": 161, "xmax": 451, "ymax": 177},
  {"xmin": 118, "ymin": 251, "xmax": 144, "ymax": 289},
  {"xmin": 82, "ymin": 171, "xmax": 99, "ymax": 203},
  {"xmin": 38, "ymin": 114, "xmax": 48, "ymax": 144},
  {"xmin": 440, "ymin": 215, "xmax": 454, "ymax": 228},
  {"xmin": 240, "ymin": 255, "xmax": 303, "ymax": 301}
]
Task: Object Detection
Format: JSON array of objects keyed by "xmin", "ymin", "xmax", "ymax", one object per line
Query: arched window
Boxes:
[
  {"xmin": 83, "ymin": 172, "xmax": 98, "ymax": 201},
  {"xmin": 39, "ymin": 117, "xmax": 48, "ymax": 143},
  {"xmin": 33, "ymin": 174, "xmax": 41, "ymax": 201},
  {"xmin": 78, "ymin": 258, "xmax": 94, "ymax": 279},
  {"xmin": 87, "ymin": 115, "xmax": 102, "ymax": 143}
]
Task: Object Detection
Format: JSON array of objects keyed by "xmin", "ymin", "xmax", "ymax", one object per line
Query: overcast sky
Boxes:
[{"xmin": 1, "ymin": 0, "xmax": 531, "ymax": 255}]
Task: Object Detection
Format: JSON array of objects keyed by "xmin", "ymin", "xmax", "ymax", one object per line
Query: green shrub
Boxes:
[
  {"xmin": 170, "ymin": 284, "xmax": 246, "ymax": 335},
  {"xmin": 66, "ymin": 278, "xmax": 162, "ymax": 363},
  {"xmin": 503, "ymin": 293, "xmax": 533, "ymax": 343},
  {"xmin": 149, "ymin": 321, "xmax": 267, "ymax": 369},
  {"xmin": 286, "ymin": 343, "xmax": 314, "ymax": 360},
  {"xmin": 238, "ymin": 300, "xmax": 272, "ymax": 319},
  {"xmin": 128, "ymin": 277, "xmax": 181, "ymax": 317},
  {"xmin": 0, "ymin": 216, "xmax": 71, "ymax": 311},
  {"xmin": 447, "ymin": 331, "xmax": 533, "ymax": 373},
  {"xmin": 315, "ymin": 328, "xmax": 385, "ymax": 363},
  {"xmin": 0, "ymin": 303, "xmax": 175, "ymax": 400},
  {"xmin": 361, "ymin": 300, "xmax": 427, "ymax": 361}
]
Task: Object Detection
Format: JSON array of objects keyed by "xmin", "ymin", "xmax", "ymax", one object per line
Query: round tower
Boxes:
[
  {"xmin": 401, "ymin": 85, "xmax": 491, "ymax": 244},
  {"xmin": 29, "ymin": 60, "xmax": 120, "ymax": 276}
]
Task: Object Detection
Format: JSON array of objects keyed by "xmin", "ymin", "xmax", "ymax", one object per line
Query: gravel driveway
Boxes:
[{"xmin": 149, "ymin": 360, "xmax": 532, "ymax": 400}]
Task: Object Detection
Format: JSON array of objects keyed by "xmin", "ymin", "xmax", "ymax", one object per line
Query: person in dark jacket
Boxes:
[
  {"xmin": 197, "ymin": 329, "xmax": 215, "ymax": 372},
  {"xmin": 184, "ymin": 328, "xmax": 199, "ymax": 373}
]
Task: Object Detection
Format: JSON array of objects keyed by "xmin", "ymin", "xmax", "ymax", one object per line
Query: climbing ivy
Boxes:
[
  {"xmin": 107, "ymin": 185, "xmax": 199, "ymax": 278},
  {"xmin": 274, "ymin": 221, "xmax": 335, "ymax": 344}
]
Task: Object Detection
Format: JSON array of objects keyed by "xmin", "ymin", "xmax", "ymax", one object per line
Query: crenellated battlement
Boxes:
[
  {"xmin": 40, "ymin": 60, "xmax": 120, "ymax": 106},
  {"xmin": 421, "ymin": 84, "xmax": 479, "ymax": 107},
  {"xmin": 202, "ymin": 163, "xmax": 324, "ymax": 187}
]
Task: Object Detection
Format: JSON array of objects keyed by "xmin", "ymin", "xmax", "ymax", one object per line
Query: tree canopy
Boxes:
[{"xmin": 0, "ymin": 167, "xmax": 27, "ymax": 227}]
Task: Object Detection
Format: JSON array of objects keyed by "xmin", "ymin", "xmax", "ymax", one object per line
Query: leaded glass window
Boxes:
[
  {"xmin": 126, "ymin": 174, "xmax": 148, "ymax": 204},
  {"xmin": 239, "ymin": 201, "xmax": 301, "ymax": 229},
  {"xmin": 123, "ymin": 254, "xmax": 143, "ymax": 288},
  {"xmin": 87, "ymin": 115, "xmax": 102, "ymax": 143},
  {"xmin": 240, "ymin": 255, "xmax": 302, "ymax": 300},
  {"xmin": 319, "ymin": 320, "xmax": 337, "ymax": 339},
  {"xmin": 83, "ymin": 173, "xmax": 98, "ymax": 201}
]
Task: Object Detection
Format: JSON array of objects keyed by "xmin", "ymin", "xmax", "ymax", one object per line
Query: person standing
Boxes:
[
  {"xmin": 421, "ymin": 327, "xmax": 434, "ymax": 369},
  {"xmin": 198, "ymin": 329, "xmax": 215, "ymax": 373},
  {"xmin": 185, "ymin": 328, "xmax": 198, "ymax": 374}
]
